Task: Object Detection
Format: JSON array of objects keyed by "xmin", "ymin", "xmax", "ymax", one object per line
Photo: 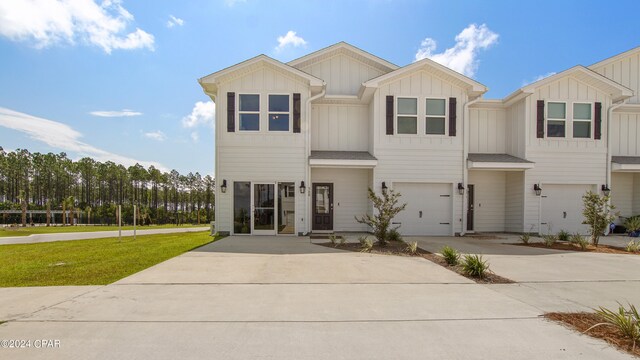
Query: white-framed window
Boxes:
[
  {"xmin": 425, "ymin": 98, "xmax": 446, "ymax": 135},
  {"xmin": 396, "ymin": 97, "xmax": 417, "ymax": 134},
  {"xmin": 284, "ymin": 185, "xmax": 295, "ymax": 197},
  {"xmin": 268, "ymin": 94, "xmax": 290, "ymax": 131},
  {"xmin": 572, "ymin": 103, "xmax": 592, "ymax": 139},
  {"xmin": 547, "ymin": 102, "xmax": 566, "ymax": 138},
  {"xmin": 239, "ymin": 94, "xmax": 260, "ymax": 131}
]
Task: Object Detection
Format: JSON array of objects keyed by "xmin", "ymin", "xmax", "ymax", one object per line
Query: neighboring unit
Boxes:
[{"xmin": 199, "ymin": 42, "xmax": 637, "ymax": 236}]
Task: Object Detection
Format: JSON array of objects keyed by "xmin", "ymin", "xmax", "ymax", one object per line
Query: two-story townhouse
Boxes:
[{"xmin": 200, "ymin": 42, "xmax": 636, "ymax": 237}]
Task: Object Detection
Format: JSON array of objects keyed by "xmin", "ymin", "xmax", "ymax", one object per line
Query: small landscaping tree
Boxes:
[
  {"xmin": 582, "ymin": 191, "xmax": 616, "ymax": 247},
  {"xmin": 355, "ymin": 188, "xmax": 406, "ymax": 246}
]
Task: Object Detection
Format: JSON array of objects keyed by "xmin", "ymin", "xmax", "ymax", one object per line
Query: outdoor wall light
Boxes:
[
  {"xmin": 457, "ymin": 183, "xmax": 465, "ymax": 195},
  {"xmin": 221, "ymin": 179, "xmax": 227, "ymax": 193},
  {"xmin": 382, "ymin": 181, "xmax": 388, "ymax": 190},
  {"xmin": 299, "ymin": 181, "xmax": 306, "ymax": 194},
  {"xmin": 601, "ymin": 184, "xmax": 611, "ymax": 196},
  {"xmin": 534, "ymin": 183, "xmax": 542, "ymax": 196}
]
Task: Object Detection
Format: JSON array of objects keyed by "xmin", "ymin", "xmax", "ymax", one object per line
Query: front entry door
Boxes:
[
  {"xmin": 467, "ymin": 184, "xmax": 475, "ymax": 231},
  {"xmin": 312, "ymin": 183, "xmax": 333, "ymax": 231},
  {"xmin": 252, "ymin": 183, "xmax": 276, "ymax": 235}
]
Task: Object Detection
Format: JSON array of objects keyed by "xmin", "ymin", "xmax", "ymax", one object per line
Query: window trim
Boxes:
[
  {"xmin": 267, "ymin": 93, "xmax": 292, "ymax": 132},
  {"xmin": 425, "ymin": 97, "xmax": 448, "ymax": 136},
  {"xmin": 237, "ymin": 93, "xmax": 261, "ymax": 132},
  {"xmin": 395, "ymin": 96, "xmax": 418, "ymax": 135},
  {"xmin": 546, "ymin": 101, "xmax": 567, "ymax": 138},
  {"xmin": 572, "ymin": 102, "xmax": 593, "ymax": 139}
]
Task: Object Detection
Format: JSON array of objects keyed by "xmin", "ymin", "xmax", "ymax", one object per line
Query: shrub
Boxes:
[
  {"xmin": 329, "ymin": 234, "xmax": 338, "ymax": 247},
  {"xmin": 387, "ymin": 228, "xmax": 402, "ymax": 242},
  {"xmin": 441, "ymin": 246, "xmax": 460, "ymax": 266},
  {"xmin": 404, "ymin": 241, "xmax": 418, "ymax": 255},
  {"xmin": 358, "ymin": 236, "xmax": 368, "ymax": 246},
  {"xmin": 519, "ymin": 233, "xmax": 531, "ymax": 245},
  {"xmin": 557, "ymin": 230, "xmax": 570, "ymax": 242},
  {"xmin": 627, "ymin": 240, "xmax": 640, "ymax": 253},
  {"xmin": 590, "ymin": 303, "xmax": 640, "ymax": 349},
  {"xmin": 355, "ymin": 188, "xmax": 407, "ymax": 246},
  {"xmin": 625, "ymin": 216, "xmax": 640, "ymax": 233},
  {"xmin": 338, "ymin": 236, "xmax": 347, "ymax": 247},
  {"xmin": 582, "ymin": 191, "xmax": 617, "ymax": 247},
  {"xmin": 542, "ymin": 234, "xmax": 557, "ymax": 247},
  {"xmin": 360, "ymin": 238, "xmax": 373, "ymax": 252},
  {"xmin": 571, "ymin": 234, "xmax": 589, "ymax": 251},
  {"xmin": 461, "ymin": 254, "xmax": 489, "ymax": 279}
]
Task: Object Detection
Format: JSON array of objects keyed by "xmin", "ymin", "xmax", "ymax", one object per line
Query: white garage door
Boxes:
[
  {"xmin": 392, "ymin": 183, "xmax": 452, "ymax": 236},
  {"xmin": 541, "ymin": 184, "xmax": 593, "ymax": 235}
]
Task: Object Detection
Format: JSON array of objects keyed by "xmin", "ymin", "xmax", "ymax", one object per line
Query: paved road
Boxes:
[
  {"xmin": 0, "ymin": 226, "xmax": 209, "ymax": 245},
  {"xmin": 0, "ymin": 235, "xmax": 636, "ymax": 359}
]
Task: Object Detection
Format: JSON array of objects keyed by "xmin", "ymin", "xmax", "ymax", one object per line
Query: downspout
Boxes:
[
  {"xmin": 305, "ymin": 87, "xmax": 326, "ymax": 235},
  {"xmin": 606, "ymin": 99, "xmax": 626, "ymax": 191},
  {"xmin": 460, "ymin": 95, "xmax": 483, "ymax": 236}
]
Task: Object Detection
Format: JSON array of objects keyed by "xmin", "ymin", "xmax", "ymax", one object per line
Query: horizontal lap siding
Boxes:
[
  {"xmin": 505, "ymin": 172, "xmax": 525, "ymax": 232},
  {"xmin": 311, "ymin": 104, "xmax": 369, "ymax": 151},
  {"xmin": 311, "ymin": 168, "xmax": 370, "ymax": 232},
  {"xmin": 468, "ymin": 171, "xmax": 506, "ymax": 232},
  {"xmin": 592, "ymin": 52, "xmax": 640, "ymax": 104},
  {"xmin": 611, "ymin": 173, "xmax": 633, "ymax": 218},
  {"xmin": 469, "ymin": 107, "xmax": 507, "ymax": 154}
]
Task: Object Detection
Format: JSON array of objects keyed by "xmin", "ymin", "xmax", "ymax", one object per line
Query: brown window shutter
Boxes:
[
  {"xmin": 227, "ymin": 92, "xmax": 235, "ymax": 132},
  {"xmin": 594, "ymin": 102, "xmax": 602, "ymax": 140},
  {"xmin": 293, "ymin": 93, "xmax": 301, "ymax": 133},
  {"xmin": 536, "ymin": 100, "xmax": 545, "ymax": 138},
  {"xmin": 386, "ymin": 95, "xmax": 394, "ymax": 135},
  {"xmin": 449, "ymin": 97, "xmax": 457, "ymax": 136}
]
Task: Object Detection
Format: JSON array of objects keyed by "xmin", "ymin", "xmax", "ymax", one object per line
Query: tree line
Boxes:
[{"xmin": 0, "ymin": 147, "xmax": 214, "ymax": 226}]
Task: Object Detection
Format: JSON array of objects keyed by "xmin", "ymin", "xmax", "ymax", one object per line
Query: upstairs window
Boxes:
[
  {"xmin": 547, "ymin": 102, "xmax": 566, "ymax": 138},
  {"xmin": 239, "ymin": 94, "xmax": 260, "ymax": 131},
  {"xmin": 269, "ymin": 94, "xmax": 290, "ymax": 131},
  {"xmin": 425, "ymin": 98, "xmax": 446, "ymax": 135},
  {"xmin": 573, "ymin": 103, "xmax": 592, "ymax": 138},
  {"xmin": 397, "ymin": 97, "xmax": 417, "ymax": 134}
]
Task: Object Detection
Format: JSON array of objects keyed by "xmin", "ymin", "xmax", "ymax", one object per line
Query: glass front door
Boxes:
[{"xmin": 252, "ymin": 183, "xmax": 276, "ymax": 235}]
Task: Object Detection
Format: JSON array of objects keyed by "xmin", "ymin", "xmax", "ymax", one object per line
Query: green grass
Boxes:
[
  {"xmin": 0, "ymin": 231, "xmax": 219, "ymax": 287},
  {"xmin": 0, "ymin": 224, "xmax": 206, "ymax": 237}
]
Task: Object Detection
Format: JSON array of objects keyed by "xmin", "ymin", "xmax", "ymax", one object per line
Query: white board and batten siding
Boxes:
[
  {"xmin": 468, "ymin": 171, "xmax": 506, "ymax": 232},
  {"xmin": 505, "ymin": 172, "xmax": 525, "ymax": 233},
  {"xmin": 311, "ymin": 168, "xmax": 371, "ymax": 232},
  {"xmin": 297, "ymin": 53, "xmax": 386, "ymax": 95},
  {"xmin": 611, "ymin": 173, "xmax": 640, "ymax": 220},
  {"xmin": 610, "ymin": 111, "xmax": 640, "ymax": 156},
  {"xmin": 469, "ymin": 106, "xmax": 507, "ymax": 154},
  {"xmin": 311, "ymin": 104, "xmax": 369, "ymax": 151},
  {"xmin": 506, "ymin": 98, "xmax": 528, "ymax": 159},
  {"xmin": 591, "ymin": 50, "xmax": 640, "ymax": 104},
  {"xmin": 215, "ymin": 64, "xmax": 311, "ymax": 233}
]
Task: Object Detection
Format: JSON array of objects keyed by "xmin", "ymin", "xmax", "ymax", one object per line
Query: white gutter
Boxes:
[
  {"xmin": 460, "ymin": 95, "xmax": 483, "ymax": 236},
  {"xmin": 606, "ymin": 99, "xmax": 626, "ymax": 191},
  {"xmin": 305, "ymin": 88, "xmax": 326, "ymax": 235}
]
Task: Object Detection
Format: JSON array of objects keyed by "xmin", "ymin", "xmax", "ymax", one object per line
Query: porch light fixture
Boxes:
[
  {"xmin": 382, "ymin": 182, "xmax": 388, "ymax": 190},
  {"xmin": 299, "ymin": 181, "xmax": 306, "ymax": 194},
  {"xmin": 221, "ymin": 179, "xmax": 227, "ymax": 193},
  {"xmin": 601, "ymin": 184, "xmax": 611, "ymax": 196},
  {"xmin": 457, "ymin": 183, "xmax": 465, "ymax": 195},
  {"xmin": 534, "ymin": 183, "xmax": 542, "ymax": 196}
]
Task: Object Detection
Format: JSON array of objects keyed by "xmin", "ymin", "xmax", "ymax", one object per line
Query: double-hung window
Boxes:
[
  {"xmin": 397, "ymin": 98, "xmax": 417, "ymax": 134},
  {"xmin": 239, "ymin": 94, "xmax": 260, "ymax": 131},
  {"xmin": 573, "ymin": 103, "xmax": 592, "ymax": 138},
  {"xmin": 268, "ymin": 94, "xmax": 290, "ymax": 131},
  {"xmin": 425, "ymin": 98, "xmax": 446, "ymax": 135},
  {"xmin": 547, "ymin": 102, "xmax": 566, "ymax": 138}
]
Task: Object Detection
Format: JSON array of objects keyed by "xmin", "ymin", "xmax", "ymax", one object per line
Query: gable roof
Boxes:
[
  {"xmin": 589, "ymin": 46, "xmax": 640, "ymax": 70},
  {"xmin": 199, "ymin": 54, "xmax": 325, "ymax": 94},
  {"xmin": 361, "ymin": 57, "xmax": 488, "ymax": 98},
  {"xmin": 503, "ymin": 65, "xmax": 632, "ymax": 104},
  {"xmin": 287, "ymin": 41, "xmax": 399, "ymax": 73}
]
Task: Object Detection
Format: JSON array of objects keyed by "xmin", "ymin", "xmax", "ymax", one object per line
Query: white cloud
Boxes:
[
  {"xmin": 181, "ymin": 101, "xmax": 215, "ymax": 128},
  {"xmin": 190, "ymin": 131, "xmax": 199, "ymax": 142},
  {"xmin": 0, "ymin": 107, "xmax": 167, "ymax": 171},
  {"xmin": 144, "ymin": 130, "xmax": 167, "ymax": 141},
  {"xmin": 522, "ymin": 72, "xmax": 556, "ymax": 86},
  {"xmin": 89, "ymin": 109, "xmax": 142, "ymax": 117},
  {"xmin": 275, "ymin": 30, "xmax": 307, "ymax": 52},
  {"xmin": 0, "ymin": 0, "xmax": 154, "ymax": 54},
  {"xmin": 414, "ymin": 23, "xmax": 499, "ymax": 78},
  {"xmin": 166, "ymin": 15, "xmax": 184, "ymax": 28}
]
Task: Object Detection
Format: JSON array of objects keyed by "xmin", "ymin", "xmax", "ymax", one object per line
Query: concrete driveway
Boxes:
[{"xmin": 0, "ymin": 235, "xmax": 636, "ymax": 359}]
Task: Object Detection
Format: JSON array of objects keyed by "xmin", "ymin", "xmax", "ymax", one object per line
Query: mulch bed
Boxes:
[
  {"xmin": 316, "ymin": 240, "xmax": 515, "ymax": 284},
  {"xmin": 513, "ymin": 241, "xmax": 639, "ymax": 255},
  {"xmin": 545, "ymin": 312, "xmax": 640, "ymax": 357}
]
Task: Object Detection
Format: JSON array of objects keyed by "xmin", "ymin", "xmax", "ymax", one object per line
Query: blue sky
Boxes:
[{"xmin": 1, "ymin": 0, "xmax": 639, "ymax": 175}]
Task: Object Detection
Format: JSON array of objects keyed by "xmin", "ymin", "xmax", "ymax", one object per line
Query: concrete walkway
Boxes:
[
  {"xmin": 0, "ymin": 235, "xmax": 635, "ymax": 359},
  {"xmin": 0, "ymin": 226, "xmax": 209, "ymax": 245}
]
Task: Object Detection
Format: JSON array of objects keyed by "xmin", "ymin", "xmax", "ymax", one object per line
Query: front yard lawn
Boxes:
[
  {"xmin": 0, "ymin": 231, "xmax": 218, "ymax": 287},
  {"xmin": 0, "ymin": 224, "xmax": 206, "ymax": 237}
]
